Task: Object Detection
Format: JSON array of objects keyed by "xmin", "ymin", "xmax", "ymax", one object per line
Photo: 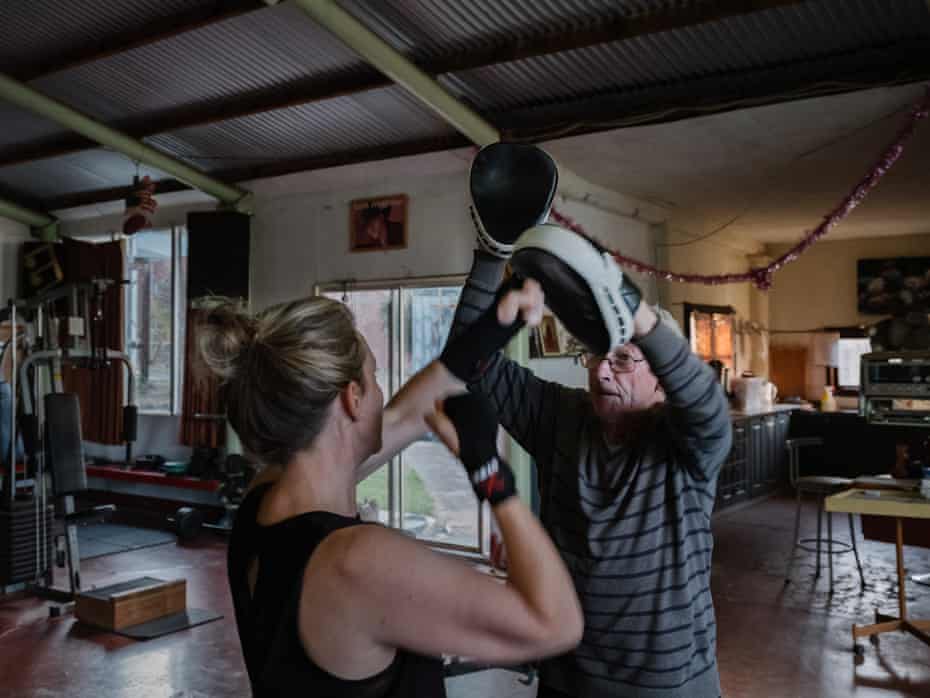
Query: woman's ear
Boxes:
[{"xmin": 340, "ymin": 380, "xmax": 363, "ymax": 421}]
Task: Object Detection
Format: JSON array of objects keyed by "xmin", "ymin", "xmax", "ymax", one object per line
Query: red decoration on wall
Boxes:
[
  {"xmin": 122, "ymin": 175, "xmax": 157, "ymax": 236},
  {"xmin": 550, "ymin": 86, "xmax": 930, "ymax": 289}
]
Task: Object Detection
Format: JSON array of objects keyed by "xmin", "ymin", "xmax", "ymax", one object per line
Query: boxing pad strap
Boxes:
[
  {"xmin": 469, "ymin": 204, "xmax": 515, "ymax": 260},
  {"xmin": 444, "ymin": 393, "xmax": 516, "ymax": 506},
  {"xmin": 514, "ymin": 224, "xmax": 639, "ymax": 348},
  {"xmin": 440, "ymin": 276, "xmax": 525, "ymax": 382}
]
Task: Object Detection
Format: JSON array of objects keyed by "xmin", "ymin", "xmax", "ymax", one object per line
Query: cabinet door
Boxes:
[
  {"xmin": 750, "ymin": 418, "xmax": 764, "ymax": 496},
  {"xmin": 715, "ymin": 419, "xmax": 748, "ymax": 511},
  {"xmin": 775, "ymin": 413, "xmax": 791, "ymax": 485},
  {"xmin": 764, "ymin": 415, "xmax": 778, "ymax": 492}
]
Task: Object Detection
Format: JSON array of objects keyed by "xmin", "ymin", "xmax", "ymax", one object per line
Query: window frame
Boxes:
[
  {"xmin": 124, "ymin": 224, "xmax": 187, "ymax": 416},
  {"xmin": 683, "ymin": 303, "xmax": 736, "ymax": 368},
  {"xmin": 316, "ymin": 275, "xmax": 490, "ymax": 558},
  {"xmin": 823, "ymin": 325, "xmax": 870, "ymax": 396}
]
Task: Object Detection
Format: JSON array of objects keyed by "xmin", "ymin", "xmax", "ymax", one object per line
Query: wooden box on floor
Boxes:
[{"xmin": 75, "ymin": 577, "xmax": 186, "ymax": 631}]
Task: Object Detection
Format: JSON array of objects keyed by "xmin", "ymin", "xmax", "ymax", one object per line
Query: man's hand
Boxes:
[
  {"xmin": 439, "ymin": 277, "xmax": 545, "ymax": 382},
  {"xmin": 497, "ymin": 278, "xmax": 545, "ymax": 328},
  {"xmin": 632, "ymin": 303, "xmax": 659, "ymax": 339}
]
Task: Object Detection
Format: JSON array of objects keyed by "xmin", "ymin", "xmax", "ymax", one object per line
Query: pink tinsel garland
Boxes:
[{"xmin": 550, "ymin": 86, "xmax": 930, "ymax": 290}]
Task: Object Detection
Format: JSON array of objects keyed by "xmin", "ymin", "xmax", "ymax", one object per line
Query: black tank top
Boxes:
[{"xmin": 228, "ymin": 483, "xmax": 446, "ymax": 697}]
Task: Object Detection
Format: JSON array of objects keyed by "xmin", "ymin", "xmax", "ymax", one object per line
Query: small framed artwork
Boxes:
[{"xmin": 349, "ymin": 194, "xmax": 408, "ymax": 252}]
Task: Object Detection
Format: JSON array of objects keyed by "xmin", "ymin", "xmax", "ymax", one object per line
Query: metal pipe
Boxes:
[
  {"xmin": 8, "ymin": 302, "xmax": 16, "ymax": 507},
  {"xmin": 292, "ymin": 0, "xmax": 669, "ymax": 224},
  {"xmin": 0, "ymin": 196, "xmax": 55, "ymax": 230},
  {"xmin": 0, "ymin": 71, "xmax": 249, "ymax": 208},
  {"xmin": 18, "ymin": 349, "xmax": 134, "ymax": 416}
]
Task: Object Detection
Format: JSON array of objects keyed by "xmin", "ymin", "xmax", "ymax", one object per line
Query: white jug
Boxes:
[{"xmin": 732, "ymin": 376, "xmax": 778, "ymax": 411}]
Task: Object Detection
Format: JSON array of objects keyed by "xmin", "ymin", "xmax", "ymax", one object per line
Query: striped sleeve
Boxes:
[
  {"xmin": 469, "ymin": 353, "xmax": 587, "ymax": 478},
  {"xmin": 635, "ymin": 322, "xmax": 732, "ymax": 480}
]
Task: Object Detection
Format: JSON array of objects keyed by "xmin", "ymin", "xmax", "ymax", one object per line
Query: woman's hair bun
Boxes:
[{"xmin": 197, "ymin": 298, "xmax": 255, "ymax": 381}]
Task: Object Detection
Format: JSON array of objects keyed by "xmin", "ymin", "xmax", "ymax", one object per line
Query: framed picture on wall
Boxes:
[
  {"xmin": 349, "ymin": 194, "xmax": 408, "ymax": 252},
  {"xmin": 857, "ymin": 256, "xmax": 930, "ymax": 315}
]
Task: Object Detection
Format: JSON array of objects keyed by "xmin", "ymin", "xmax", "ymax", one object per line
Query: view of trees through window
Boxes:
[
  {"xmin": 324, "ymin": 282, "xmax": 485, "ymax": 551},
  {"xmin": 125, "ymin": 228, "xmax": 187, "ymax": 414}
]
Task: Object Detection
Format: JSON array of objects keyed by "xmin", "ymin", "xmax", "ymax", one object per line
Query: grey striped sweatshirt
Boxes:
[{"xmin": 470, "ymin": 321, "xmax": 731, "ymax": 698}]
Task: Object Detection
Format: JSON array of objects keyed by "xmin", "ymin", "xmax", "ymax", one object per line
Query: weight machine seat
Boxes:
[
  {"xmin": 44, "ymin": 393, "xmax": 118, "ymax": 522},
  {"xmin": 44, "ymin": 393, "xmax": 87, "ymax": 496}
]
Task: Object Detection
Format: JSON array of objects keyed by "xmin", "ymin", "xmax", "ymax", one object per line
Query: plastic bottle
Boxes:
[{"xmin": 820, "ymin": 385, "xmax": 837, "ymax": 412}]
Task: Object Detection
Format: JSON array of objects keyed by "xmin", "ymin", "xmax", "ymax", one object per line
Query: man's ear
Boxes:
[{"xmin": 340, "ymin": 380, "xmax": 363, "ymax": 421}]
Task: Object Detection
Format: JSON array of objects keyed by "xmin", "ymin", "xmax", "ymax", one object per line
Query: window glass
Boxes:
[
  {"xmin": 126, "ymin": 230, "xmax": 172, "ymax": 413},
  {"xmin": 125, "ymin": 227, "xmax": 187, "ymax": 414},
  {"xmin": 325, "ymin": 282, "xmax": 481, "ymax": 551}
]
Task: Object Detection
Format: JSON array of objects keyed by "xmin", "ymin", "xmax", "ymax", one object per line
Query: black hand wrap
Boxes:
[
  {"xmin": 439, "ymin": 276, "xmax": 525, "ymax": 382},
  {"xmin": 443, "ymin": 393, "xmax": 516, "ymax": 506}
]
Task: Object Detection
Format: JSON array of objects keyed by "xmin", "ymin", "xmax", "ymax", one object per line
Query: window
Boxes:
[
  {"xmin": 320, "ymin": 278, "xmax": 489, "ymax": 554},
  {"xmin": 835, "ymin": 337, "xmax": 872, "ymax": 389},
  {"xmin": 685, "ymin": 303, "xmax": 735, "ymax": 370},
  {"xmin": 125, "ymin": 226, "xmax": 188, "ymax": 414}
]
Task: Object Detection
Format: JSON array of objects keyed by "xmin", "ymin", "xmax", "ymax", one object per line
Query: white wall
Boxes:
[
  {"xmin": 656, "ymin": 230, "xmax": 764, "ymax": 376},
  {"xmin": 249, "ymin": 171, "xmax": 476, "ymax": 308},
  {"xmin": 56, "ymin": 154, "xmax": 658, "ymax": 460},
  {"xmin": 768, "ymin": 233, "xmax": 930, "ymax": 331}
]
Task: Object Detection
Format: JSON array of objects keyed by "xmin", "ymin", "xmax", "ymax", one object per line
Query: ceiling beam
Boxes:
[
  {"xmin": 4, "ymin": 0, "xmax": 266, "ymax": 82},
  {"xmin": 0, "ymin": 193, "xmax": 56, "ymax": 229},
  {"xmin": 35, "ymin": 38, "xmax": 930, "ymax": 213},
  {"xmin": 0, "ymin": 0, "xmax": 809, "ymax": 168},
  {"xmin": 498, "ymin": 40, "xmax": 930, "ymax": 138},
  {"xmin": 0, "ymin": 70, "xmax": 250, "ymax": 209},
  {"xmin": 427, "ymin": 0, "xmax": 807, "ymax": 74},
  {"xmin": 40, "ymin": 134, "xmax": 470, "ymax": 211}
]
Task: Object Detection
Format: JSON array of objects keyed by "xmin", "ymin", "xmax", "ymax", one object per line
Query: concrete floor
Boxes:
[{"xmin": 1, "ymin": 494, "xmax": 929, "ymax": 697}]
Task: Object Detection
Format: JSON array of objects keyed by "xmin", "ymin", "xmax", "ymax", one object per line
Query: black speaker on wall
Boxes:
[{"xmin": 187, "ymin": 211, "xmax": 251, "ymax": 301}]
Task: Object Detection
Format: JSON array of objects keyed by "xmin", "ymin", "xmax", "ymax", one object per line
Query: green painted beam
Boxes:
[
  {"xmin": 0, "ymin": 71, "xmax": 249, "ymax": 208},
  {"xmin": 292, "ymin": 0, "xmax": 499, "ymax": 146},
  {"xmin": 0, "ymin": 195, "xmax": 54, "ymax": 228}
]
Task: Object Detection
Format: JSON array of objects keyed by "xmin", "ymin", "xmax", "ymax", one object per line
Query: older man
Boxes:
[{"xmin": 448, "ymin": 247, "xmax": 732, "ymax": 698}]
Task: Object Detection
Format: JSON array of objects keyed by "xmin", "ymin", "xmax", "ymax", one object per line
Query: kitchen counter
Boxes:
[{"xmin": 729, "ymin": 403, "xmax": 806, "ymax": 419}]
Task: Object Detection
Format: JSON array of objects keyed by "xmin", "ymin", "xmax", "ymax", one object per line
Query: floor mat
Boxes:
[
  {"xmin": 113, "ymin": 608, "xmax": 223, "ymax": 640},
  {"xmin": 77, "ymin": 522, "xmax": 175, "ymax": 560}
]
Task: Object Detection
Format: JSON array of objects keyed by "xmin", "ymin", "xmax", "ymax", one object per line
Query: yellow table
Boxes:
[{"xmin": 825, "ymin": 488, "xmax": 930, "ymax": 653}]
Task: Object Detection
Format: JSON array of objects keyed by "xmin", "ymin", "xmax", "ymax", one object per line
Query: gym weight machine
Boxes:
[{"xmin": 1, "ymin": 279, "xmax": 137, "ymax": 603}]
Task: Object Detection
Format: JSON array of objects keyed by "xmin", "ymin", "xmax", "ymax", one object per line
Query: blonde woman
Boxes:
[{"xmin": 201, "ymin": 280, "xmax": 581, "ymax": 697}]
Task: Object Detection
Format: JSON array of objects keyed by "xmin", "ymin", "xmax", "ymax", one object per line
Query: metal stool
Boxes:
[{"xmin": 784, "ymin": 437, "xmax": 865, "ymax": 593}]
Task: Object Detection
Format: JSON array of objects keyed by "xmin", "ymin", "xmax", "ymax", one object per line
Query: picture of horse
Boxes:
[{"xmin": 350, "ymin": 195, "xmax": 408, "ymax": 252}]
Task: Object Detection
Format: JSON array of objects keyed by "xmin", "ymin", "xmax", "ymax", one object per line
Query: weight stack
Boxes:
[{"xmin": 0, "ymin": 499, "xmax": 54, "ymax": 587}]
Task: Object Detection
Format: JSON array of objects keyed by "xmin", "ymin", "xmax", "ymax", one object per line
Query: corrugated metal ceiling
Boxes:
[
  {"xmin": 0, "ymin": 149, "xmax": 169, "ymax": 201},
  {"xmin": 27, "ymin": 3, "xmax": 371, "ymax": 130},
  {"xmin": 0, "ymin": 0, "xmax": 926, "ymax": 208},
  {"xmin": 0, "ymin": 0, "xmax": 218, "ymax": 75},
  {"xmin": 146, "ymin": 86, "xmax": 458, "ymax": 172},
  {"xmin": 438, "ymin": 0, "xmax": 930, "ymax": 113},
  {"xmin": 339, "ymin": 0, "xmax": 670, "ymax": 61}
]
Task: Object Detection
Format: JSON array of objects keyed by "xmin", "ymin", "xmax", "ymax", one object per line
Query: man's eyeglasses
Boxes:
[{"xmin": 579, "ymin": 350, "xmax": 646, "ymax": 374}]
